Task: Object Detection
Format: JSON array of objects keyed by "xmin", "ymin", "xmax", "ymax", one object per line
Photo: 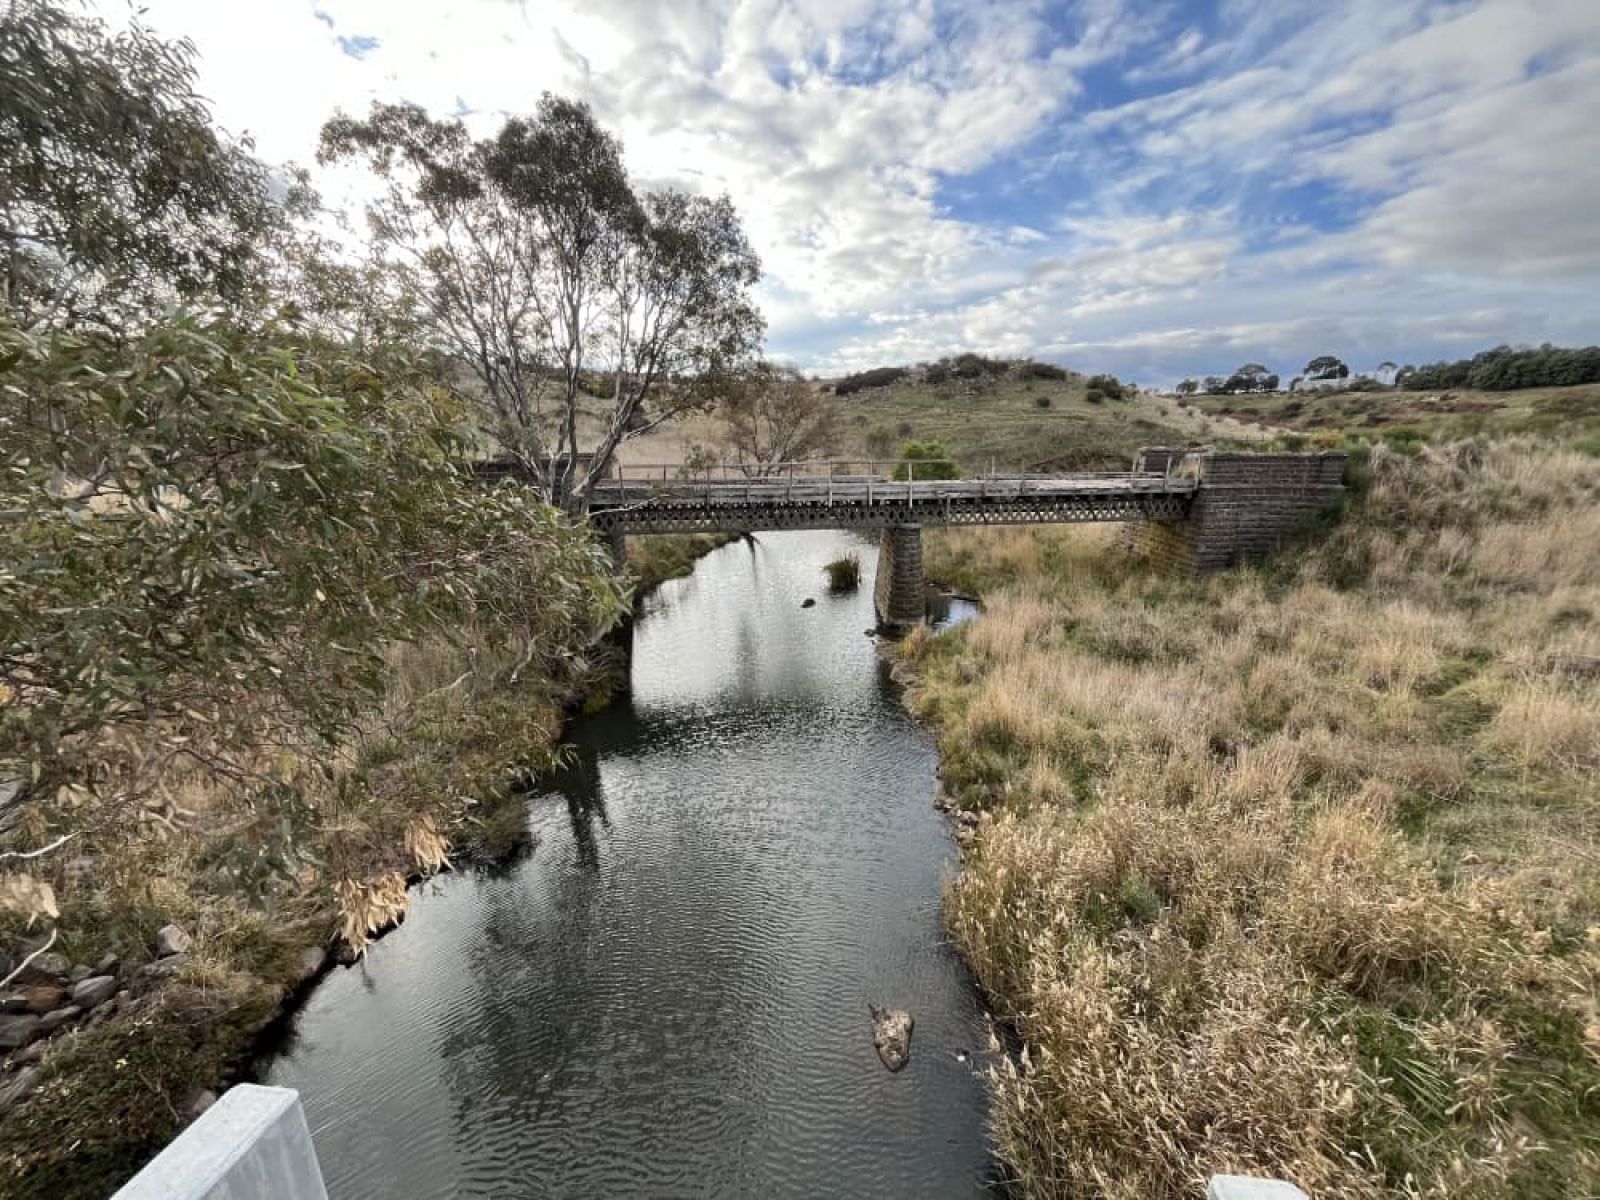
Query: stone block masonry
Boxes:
[
  {"xmin": 874, "ymin": 523, "xmax": 926, "ymax": 627},
  {"xmin": 1128, "ymin": 447, "xmax": 1347, "ymax": 573}
]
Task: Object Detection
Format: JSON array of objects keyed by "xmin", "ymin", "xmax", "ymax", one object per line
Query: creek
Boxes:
[{"xmin": 259, "ymin": 530, "xmax": 991, "ymax": 1197}]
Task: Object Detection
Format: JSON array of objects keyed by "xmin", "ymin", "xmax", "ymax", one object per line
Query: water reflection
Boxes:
[{"xmin": 261, "ymin": 530, "xmax": 992, "ymax": 1198}]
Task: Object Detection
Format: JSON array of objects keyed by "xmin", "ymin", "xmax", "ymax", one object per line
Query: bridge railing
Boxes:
[
  {"xmin": 590, "ymin": 460, "xmax": 1190, "ymax": 514},
  {"xmin": 610, "ymin": 458, "xmax": 963, "ymax": 484}
]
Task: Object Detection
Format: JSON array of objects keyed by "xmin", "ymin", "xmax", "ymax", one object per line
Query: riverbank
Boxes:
[
  {"xmin": 0, "ymin": 633, "xmax": 607, "ymax": 1198},
  {"xmin": 896, "ymin": 438, "xmax": 1600, "ymax": 1197},
  {"xmin": 0, "ymin": 526, "xmax": 736, "ymax": 1198}
]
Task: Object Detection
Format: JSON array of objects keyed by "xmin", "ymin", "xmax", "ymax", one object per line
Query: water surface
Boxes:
[{"xmin": 261, "ymin": 530, "xmax": 991, "ymax": 1197}]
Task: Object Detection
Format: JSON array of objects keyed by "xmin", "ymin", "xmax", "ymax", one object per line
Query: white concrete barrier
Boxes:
[
  {"xmin": 112, "ymin": 1084, "xmax": 328, "ymax": 1200},
  {"xmin": 1209, "ymin": 1175, "xmax": 1310, "ymax": 1200}
]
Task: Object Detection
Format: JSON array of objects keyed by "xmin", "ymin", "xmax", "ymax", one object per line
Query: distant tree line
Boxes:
[
  {"xmin": 832, "ymin": 365, "xmax": 909, "ymax": 395},
  {"xmin": 1175, "ymin": 343, "xmax": 1600, "ymax": 398},
  {"xmin": 834, "ymin": 354, "xmax": 1070, "ymax": 394},
  {"xmin": 1396, "ymin": 344, "xmax": 1600, "ymax": 392}
]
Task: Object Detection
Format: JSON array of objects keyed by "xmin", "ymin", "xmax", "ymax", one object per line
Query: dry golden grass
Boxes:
[{"xmin": 903, "ymin": 437, "xmax": 1600, "ymax": 1198}]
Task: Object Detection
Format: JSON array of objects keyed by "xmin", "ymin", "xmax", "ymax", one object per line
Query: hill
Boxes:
[{"xmin": 826, "ymin": 364, "xmax": 1266, "ymax": 472}]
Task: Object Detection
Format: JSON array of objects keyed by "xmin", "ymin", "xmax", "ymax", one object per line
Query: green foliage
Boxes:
[
  {"xmin": 1018, "ymin": 361, "xmax": 1068, "ymax": 381},
  {"xmin": 823, "ymin": 553, "xmax": 861, "ymax": 592},
  {"xmin": 1401, "ymin": 343, "xmax": 1600, "ymax": 392},
  {"xmin": 320, "ymin": 97, "xmax": 763, "ymax": 511},
  {"xmin": 833, "ymin": 366, "xmax": 907, "ymax": 395},
  {"xmin": 892, "ymin": 439, "xmax": 959, "ymax": 480},
  {"xmin": 1085, "ymin": 373, "xmax": 1126, "ymax": 401},
  {"xmin": 948, "ymin": 352, "xmax": 1009, "ymax": 379},
  {"xmin": 0, "ymin": 1, "xmax": 288, "ymax": 325},
  {"xmin": 0, "ymin": 314, "xmax": 624, "ymax": 847},
  {"xmin": 1224, "ymin": 364, "xmax": 1279, "ymax": 393},
  {"xmin": 1305, "ymin": 354, "xmax": 1350, "ymax": 381}
]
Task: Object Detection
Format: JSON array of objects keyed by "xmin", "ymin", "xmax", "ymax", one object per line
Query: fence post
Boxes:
[{"xmin": 111, "ymin": 1085, "xmax": 328, "ymax": 1200}]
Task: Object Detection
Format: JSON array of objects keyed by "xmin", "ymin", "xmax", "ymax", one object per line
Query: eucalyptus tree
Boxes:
[
  {"xmin": 1304, "ymin": 355, "xmax": 1350, "ymax": 382},
  {"xmin": 320, "ymin": 97, "xmax": 763, "ymax": 512},
  {"xmin": 0, "ymin": 0, "xmax": 288, "ymax": 329},
  {"xmin": 717, "ymin": 363, "xmax": 839, "ymax": 475}
]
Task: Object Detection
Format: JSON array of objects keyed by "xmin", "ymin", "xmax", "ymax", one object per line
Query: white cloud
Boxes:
[{"xmin": 95, "ymin": 0, "xmax": 1600, "ymax": 383}]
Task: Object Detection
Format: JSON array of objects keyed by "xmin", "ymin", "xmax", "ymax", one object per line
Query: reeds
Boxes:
[{"xmin": 905, "ymin": 437, "xmax": 1600, "ymax": 1197}]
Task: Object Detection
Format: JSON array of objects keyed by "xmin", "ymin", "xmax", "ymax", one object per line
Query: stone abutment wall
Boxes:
[{"xmin": 1127, "ymin": 448, "xmax": 1347, "ymax": 573}]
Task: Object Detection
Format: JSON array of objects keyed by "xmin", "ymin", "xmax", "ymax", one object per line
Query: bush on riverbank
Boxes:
[
  {"xmin": 901, "ymin": 438, "xmax": 1600, "ymax": 1197},
  {"xmin": 0, "ymin": 319, "xmax": 625, "ymax": 1194}
]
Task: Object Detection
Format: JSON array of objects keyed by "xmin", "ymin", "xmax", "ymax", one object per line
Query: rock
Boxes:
[
  {"xmin": 0, "ymin": 1014, "xmax": 41, "ymax": 1051},
  {"xmin": 801, "ymin": 597, "xmax": 816, "ymax": 608},
  {"xmin": 71, "ymin": 975, "xmax": 118, "ymax": 1010},
  {"xmin": 11, "ymin": 1039, "xmax": 46, "ymax": 1067},
  {"xmin": 11, "ymin": 951, "xmax": 69, "ymax": 985},
  {"xmin": 0, "ymin": 1066, "xmax": 40, "ymax": 1117},
  {"xmin": 21, "ymin": 984, "xmax": 68, "ymax": 1015},
  {"xmin": 296, "ymin": 946, "xmax": 327, "ymax": 984},
  {"xmin": 155, "ymin": 924, "xmax": 192, "ymax": 957},
  {"xmin": 0, "ymin": 993, "xmax": 26, "ymax": 1014},
  {"xmin": 134, "ymin": 954, "xmax": 188, "ymax": 990},
  {"xmin": 94, "ymin": 951, "xmax": 120, "ymax": 976},
  {"xmin": 869, "ymin": 1004, "xmax": 914, "ymax": 1072},
  {"xmin": 38, "ymin": 1005, "xmax": 81, "ymax": 1034},
  {"xmin": 69, "ymin": 964, "xmax": 91, "ymax": 984}
]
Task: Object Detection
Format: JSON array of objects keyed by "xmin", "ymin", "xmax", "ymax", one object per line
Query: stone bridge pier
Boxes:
[{"xmin": 873, "ymin": 523, "xmax": 926, "ymax": 628}]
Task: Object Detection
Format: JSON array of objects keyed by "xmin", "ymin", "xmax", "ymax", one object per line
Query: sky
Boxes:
[{"xmin": 106, "ymin": 0, "xmax": 1600, "ymax": 386}]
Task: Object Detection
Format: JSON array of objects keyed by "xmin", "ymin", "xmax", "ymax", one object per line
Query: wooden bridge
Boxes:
[
  {"xmin": 583, "ymin": 459, "xmax": 1197, "ymax": 535},
  {"xmin": 476, "ymin": 449, "xmax": 1347, "ymax": 626}
]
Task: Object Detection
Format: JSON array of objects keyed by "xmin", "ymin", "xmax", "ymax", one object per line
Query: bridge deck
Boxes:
[{"xmin": 586, "ymin": 471, "xmax": 1197, "ymax": 534}]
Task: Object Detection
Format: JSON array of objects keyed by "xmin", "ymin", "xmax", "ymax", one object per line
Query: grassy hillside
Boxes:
[
  {"xmin": 897, "ymin": 438, "xmax": 1600, "ymax": 1198},
  {"xmin": 831, "ymin": 372, "xmax": 1265, "ymax": 472},
  {"xmin": 1183, "ymin": 382, "xmax": 1600, "ymax": 449}
]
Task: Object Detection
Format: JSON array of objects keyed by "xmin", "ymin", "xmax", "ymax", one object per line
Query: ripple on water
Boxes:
[{"xmin": 260, "ymin": 530, "xmax": 992, "ymax": 1198}]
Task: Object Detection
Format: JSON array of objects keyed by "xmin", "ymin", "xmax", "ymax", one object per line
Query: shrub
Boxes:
[
  {"xmin": 833, "ymin": 366, "xmax": 907, "ymax": 396},
  {"xmin": 1019, "ymin": 361, "xmax": 1068, "ymax": 381},
  {"xmin": 893, "ymin": 440, "xmax": 959, "ymax": 480},
  {"xmin": 864, "ymin": 426, "xmax": 896, "ymax": 459},
  {"xmin": 949, "ymin": 352, "xmax": 1009, "ymax": 379},
  {"xmin": 1034, "ymin": 394, "xmax": 1052, "ymax": 409},
  {"xmin": 1085, "ymin": 388, "xmax": 1106, "ymax": 405},
  {"xmin": 1085, "ymin": 373, "xmax": 1126, "ymax": 401},
  {"xmin": 824, "ymin": 553, "xmax": 861, "ymax": 592}
]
